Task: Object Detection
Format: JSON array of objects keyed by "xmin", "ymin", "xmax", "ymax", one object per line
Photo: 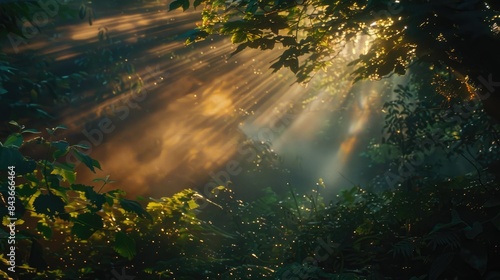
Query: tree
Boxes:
[{"xmin": 170, "ymin": 0, "xmax": 500, "ymax": 121}]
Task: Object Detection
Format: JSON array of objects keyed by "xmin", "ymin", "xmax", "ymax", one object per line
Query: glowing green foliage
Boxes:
[{"xmin": 113, "ymin": 232, "xmax": 137, "ymax": 260}]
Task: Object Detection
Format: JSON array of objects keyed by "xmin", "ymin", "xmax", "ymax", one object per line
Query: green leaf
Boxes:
[
  {"xmin": 22, "ymin": 128, "xmax": 41, "ymax": 134},
  {"xmin": 187, "ymin": 199, "xmax": 198, "ymax": 210},
  {"xmin": 169, "ymin": 0, "xmax": 189, "ymax": 11},
  {"xmin": 392, "ymin": 239, "xmax": 415, "ymax": 258},
  {"xmin": 8, "ymin": 120, "xmax": 22, "ymax": 128},
  {"xmin": 181, "ymin": 29, "xmax": 209, "ymax": 44},
  {"xmin": 245, "ymin": 0, "xmax": 258, "ymax": 14},
  {"xmin": 231, "ymin": 31, "xmax": 247, "ymax": 44},
  {"xmin": 54, "ymin": 124, "xmax": 67, "ymax": 131},
  {"xmin": 51, "ymin": 164, "xmax": 76, "ymax": 184},
  {"xmin": 92, "ymin": 175, "xmax": 115, "ymax": 184},
  {"xmin": 105, "ymin": 195, "xmax": 114, "ymax": 206},
  {"xmin": 45, "ymin": 128, "xmax": 54, "ymax": 136},
  {"xmin": 0, "ymin": 146, "xmax": 36, "ymax": 174},
  {"xmin": 286, "ymin": 57, "xmax": 299, "ymax": 73},
  {"xmin": 51, "ymin": 140, "xmax": 69, "ymax": 152},
  {"xmin": 71, "ymin": 184, "xmax": 93, "ymax": 192},
  {"xmin": 16, "ymin": 183, "xmax": 38, "ymax": 198},
  {"xmin": 46, "ymin": 125, "xmax": 67, "ymax": 136},
  {"xmin": 230, "ymin": 42, "xmax": 249, "ymax": 57},
  {"xmin": 71, "ymin": 212, "xmax": 103, "ymax": 239},
  {"xmin": 70, "ymin": 184, "xmax": 106, "ymax": 211},
  {"xmin": 193, "ymin": 0, "xmax": 203, "ymax": 8},
  {"xmin": 36, "ymin": 108, "xmax": 53, "ymax": 119},
  {"xmin": 73, "ymin": 148, "xmax": 101, "ymax": 173},
  {"xmin": 426, "ymin": 230, "xmax": 461, "ymax": 250},
  {"xmin": 72, "ymin": 143, "xmax": 90, "ymax": 150},
  {"xmin": 3, "ymin": 133, "xmax": 23, "ymax": 148},
  {"xmin": 45, "ymin": 174, "xmax": 69, "ymax": 201},
  {"xmin": 119, "ymin": 198, "xmax": 152, "ymax": 220},
  {"xmin": 33, "ymin": 194, "xmax": 66, "ymax": 218},
  {"xmin": 278, "ymin": 36, "xmax": 297, "ymax": 47},
  {"xmin": 113, "ymin": 232, "xmax": 136, "ymax": 260},
  {"xmin": 86, "ymin": 190, "xmax": 107, "ymax": 212},
  {"xmin": 79, "ymin": 5, "xmax": 86, "ymax": 19},
  {"xmin": 36, "ymin": 222, "xmax": 53, "ymax": 239},
  {"xmin": 107, "ymin": 189, "xmax": 126, "ymax": 197}
]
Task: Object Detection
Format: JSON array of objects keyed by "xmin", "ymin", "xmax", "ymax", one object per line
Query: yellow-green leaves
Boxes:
[{"xmin": 52, "ymin": 163, "xmax": 76, "ymax": 184}]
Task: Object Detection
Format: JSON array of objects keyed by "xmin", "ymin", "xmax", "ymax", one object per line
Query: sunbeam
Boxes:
[{"xmin": 4, "ymin": 1, "xmax": 402, "ymax": 197}]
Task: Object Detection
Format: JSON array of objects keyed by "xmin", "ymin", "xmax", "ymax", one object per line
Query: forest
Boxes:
[{"xmin": 1, "ymin": 0, "xmax": 500, "ymax": 279}]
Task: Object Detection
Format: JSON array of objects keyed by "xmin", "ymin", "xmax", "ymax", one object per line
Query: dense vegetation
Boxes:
[
  {"xmin": 1, "ymin": 124, "xmax": 499, "ymax": 279},
  {"xmin": 1, "ymin": 0, "xmax": 500, "ymax": 279},
  {"xmin": 172, "ymin": 0, "xmax": 500, "ymax": 121}
]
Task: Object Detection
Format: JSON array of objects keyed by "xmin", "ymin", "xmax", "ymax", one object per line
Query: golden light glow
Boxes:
[
  {"xmin": 12, "ymin": 1, "xmax": 400, "ymax": 196},
  {"xmin": 37, "ymin": 2, "xmax": 300, "ymax": 197}
]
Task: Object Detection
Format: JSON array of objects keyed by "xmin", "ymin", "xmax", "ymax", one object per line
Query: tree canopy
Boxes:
[{"xmin": 171, "ymin": 0, "xmax": 500, "ymax": 119}]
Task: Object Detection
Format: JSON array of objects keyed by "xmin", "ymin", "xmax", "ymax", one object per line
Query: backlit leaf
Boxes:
[
  {"xmin": 113, "ymin": 232, "xmax": 136, "ymax": 260},
  {"xmin": 2, "ymin": 133, "xmax": 23, "ymax": 148},
  {"xmin": 73, "ymin": 148, "xmax": 101, "ymax": 173},
  {"xmin": 21, "ymin": 128, "xmax": 40, "ymax": 134},
  {"xmin": 120, "ymin": 198, "xmax": 152, "ymax": 220},
  {"xmin": 51, "ymin": 164, "xmax": 76, "ymax": 184}
]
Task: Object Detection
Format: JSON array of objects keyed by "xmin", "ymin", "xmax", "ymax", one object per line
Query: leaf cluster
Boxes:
[{"xmin": 0, "ymin": 124, "xmax": 152, "ymax": 277}]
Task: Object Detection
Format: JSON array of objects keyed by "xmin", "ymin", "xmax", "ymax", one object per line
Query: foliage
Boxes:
[
  {"xmin": 362, "ymin": 65, "xmax": 500, "ymax": 190},
  {"xmin": 173, "ymin": 0, "xmax": 500, "ymax": 122},
  {"xmin": 0, "ymin": 0, "xmax": 146, "ymax": 125},
  {"xmin": 0, "ymin": 1, "xmax": 77, "ymax": 38},
  {"xmin": 0, "ymin": 51, "xmax": 88, "ymax": 122},
  {"xmin": 73, "ymin": 28, "xmax": 145, "ymax": 102},
  {"xmin": 1, "ymin": 0, "xmax": 499, "ymax": 279},
  {"xmin": 0, "ymin": 123, "xmax": 151, "ymax": 278},
  {"xmin": 2, "ymin": 124, "xmax": 498, "ymax": 279},
  {"xmin": 275, "ymin": 179, "xmax": 500, "ymax": 279},
  {"xmin": 174, "ymin": 0, "xmax": 499, "ymax": 80}
]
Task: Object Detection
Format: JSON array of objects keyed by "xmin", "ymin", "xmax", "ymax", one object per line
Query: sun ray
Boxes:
[{"xmin": 7, "ymin": 1, "xmax": 406, "ymax": 196}]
